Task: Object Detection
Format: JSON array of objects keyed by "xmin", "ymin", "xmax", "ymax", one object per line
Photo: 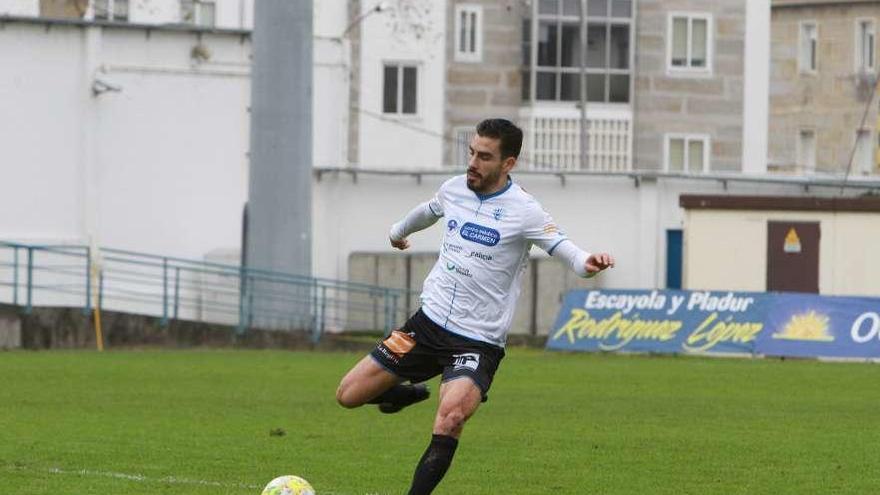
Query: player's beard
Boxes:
[{"xmin": 466, "ymin": 166, "xmax": 503, "ymax": 194}]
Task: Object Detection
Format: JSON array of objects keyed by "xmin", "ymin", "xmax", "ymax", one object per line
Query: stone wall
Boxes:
[
  {"xmin": 0, "ymin": 304, "xmax": 325, "ymax": 350},
  {"xmin": 634, "ymin": 0, "xmax": 746, "ymax": 172},
  {"xmin": 769, "ymin": 3, "xmax": 880, "ymax": 174},
  {"xmin": 443, "ymin": 0, "xmax": 526, "ymax": 166}
]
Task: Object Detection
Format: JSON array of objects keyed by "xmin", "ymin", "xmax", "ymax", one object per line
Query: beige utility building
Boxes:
[
  {"xmin": 681, "ymin": 195, "xmax": 880, "ymax": 296},
  {"xmin": 769, "ymin": 0, "xmax": 880, "ymax": 175}
]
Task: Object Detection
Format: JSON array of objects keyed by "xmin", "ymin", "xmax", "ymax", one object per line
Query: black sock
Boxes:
[
  {"xmin": 367, "ymin": 383, "xmax": 418, "ymax": 405},
  {"xmin": 407, "ymin": 434, "xmax": 459, "ymax": 495}
]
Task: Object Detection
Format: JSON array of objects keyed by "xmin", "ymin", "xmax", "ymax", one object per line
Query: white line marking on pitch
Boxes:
[{"xmin": 4, "ymin": 464, "xmax": 382, "ymax": 495}]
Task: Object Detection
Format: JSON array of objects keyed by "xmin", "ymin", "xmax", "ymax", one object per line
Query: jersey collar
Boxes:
[{"xmin": 474, "ymin": 176, "xmax": 513, "ymax": 201}]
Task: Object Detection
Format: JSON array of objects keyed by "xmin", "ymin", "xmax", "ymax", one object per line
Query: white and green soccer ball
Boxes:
[{"xmin": 260, "ymin": 475, "xmax": 315, "ymax": 495}]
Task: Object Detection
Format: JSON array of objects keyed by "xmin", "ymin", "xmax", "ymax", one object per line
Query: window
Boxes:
[
  {"xmin": 453, "ymin": 127, "xmax": 477, "ymax": 167},
  {"xmin": 855, "ymin": 129, "xmax": 873, "ymax": 174},
  {"xmin": 797, "ymin": 129, "xmax": 816, "ymax": 172},
  {"xmin": 799, "ymin": 21, "xmax": 818, "ymax": 73},
  {"xmin": 523, "ymin": 0, "xmax": 633, "ymax": 103},
  {"xmin": 454, "ymin": 4, "xmax": 482, "ymax": 63},
  {"xmin": 665, "ymin": 134, "xmax": 709, "ymax": 173},
  {"xmin": 383, "ymin": 64, "xmax": 418, "ymax": 115},
  {"xmin": 856, "ymin": 19, "xmax": 876, "ymax": 73},
  {"xmin": 668, "ymin": 13, "xmax": 711, "ymax": 74},
  {"xmin": 93, "ymin": 0, "xmax": 129, "ymax": 21},
  {"xmin": 181, "ymin": 0, "xmax": 216, "ymax": 27}
]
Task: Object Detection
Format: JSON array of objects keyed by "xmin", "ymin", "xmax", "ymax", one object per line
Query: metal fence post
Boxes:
[
  {"xmin": 237, "ymin": 267, "xmax": 247, "ymax": 334},
  {"xmin": 319, "ymin": 285, "xmax": 327, "ymax": 339},
  {"xmin": 161, "ymin": 257, "xmax": 168, "ymax": 326},
  {"xmin": 390, "ymin": 292, "xmax": 399, "ymax": 331},
  {"xmin": 12, "ymin": 246, "xmax": 18, "ymax": 306},
  {"xmin": 383, "ymin": 288, "xmax": 392, "ymax": 336},
  {"xmin": 173, "ymin": 266, "xmax": 180, "ymax": 321},
  {"xmin": 25, "ymin": 246, "xmax": 33, "ymax": 314},
  {"xmin": 310, "ymin": 278, "xmax": 318, "ymax": 338},
  {"xmin": 247, "ymin": 274, "xmax": 254, "ymax": 328},
  {"xmin": 83, "ymin": 246, "xmax": 92, "ymax": 316},
  {"xmin": 312, "ymin": 279, "xmax": 324, "ymax": 344}
]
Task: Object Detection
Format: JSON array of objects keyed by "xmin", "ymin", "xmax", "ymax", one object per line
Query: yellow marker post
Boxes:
[{"xmin": 91, "ymin": 261, "xmax": 104, "ymax": 352}]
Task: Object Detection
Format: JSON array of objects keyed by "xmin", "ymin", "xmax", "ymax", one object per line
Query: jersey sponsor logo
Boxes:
[
  {"xmin": 446, "ymin": 262, "xmax": 473, "ymax": 278},
  {"xmin": 443, "ymin": 242, "xmax": 463, "ymax": 254},
  {"xmin": 447, "ymin": 219, "xmax": 459, "ymax": 232},
  {"xmin": 466, "ymin": 250, "xmax": 493, "ymax": 261},
  {"xmin": 382, "ymin": 330, "xmax": 416, "ymax": 357},
  {"xmin": 460, "ymin": 222, "xmax": 500, "ymax": 247},
  {"xmin": 452, "ymin": 352, "xmax": 480, "ymax": 372}
]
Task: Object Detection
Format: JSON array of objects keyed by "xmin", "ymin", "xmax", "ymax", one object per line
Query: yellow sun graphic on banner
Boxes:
[{"xmin": 772, "ymin": 310, "xmax": 834, "ymax": 342}]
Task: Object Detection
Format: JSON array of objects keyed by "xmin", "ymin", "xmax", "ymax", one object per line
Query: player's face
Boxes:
[{"xmin": 466, "ymin": 135, "xmax": 515, "ymax": 193}]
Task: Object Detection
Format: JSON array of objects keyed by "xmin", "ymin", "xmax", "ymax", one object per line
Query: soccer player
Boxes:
[{"xmin": 335, "ymin": 118, "xmax": 614, "ymax": 494}]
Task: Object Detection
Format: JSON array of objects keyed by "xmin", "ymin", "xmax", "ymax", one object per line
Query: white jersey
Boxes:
[{"xmin": 413, "ymin": 175, "xmax": 571, "ymax": 347}]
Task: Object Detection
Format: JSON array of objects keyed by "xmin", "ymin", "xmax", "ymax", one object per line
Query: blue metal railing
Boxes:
[{"xmin": 0, "ymin": 241, "xmax": 412, "ymax": 340}]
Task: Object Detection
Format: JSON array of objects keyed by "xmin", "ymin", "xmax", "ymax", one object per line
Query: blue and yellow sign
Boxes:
[{"xmin": 547, "ymin": 289, "xmax": 880, "ymax": 359}]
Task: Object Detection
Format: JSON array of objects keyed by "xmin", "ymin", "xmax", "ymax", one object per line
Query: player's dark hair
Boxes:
[{"xmin": 476, "ymin": 118, "xmax": 523, "ymax": 160}]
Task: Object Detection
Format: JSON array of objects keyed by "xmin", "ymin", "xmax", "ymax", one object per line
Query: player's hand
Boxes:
[
  {"xmin": 390, "ymin": 237, "xmax": 410, "ymax": 250},
  {"xmin": 585, "ymin": 253, "xmax": 614, "ymax": 274}
]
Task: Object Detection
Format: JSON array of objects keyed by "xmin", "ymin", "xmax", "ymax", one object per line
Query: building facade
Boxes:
[
  {"xmin": 0, "ymin": 0, "xmax": 255, "ymax": 28},
  {"xmin": 769, "ymin": 0, "xmax": 880, "ymax": 175},
  {"xmin": 351, "ymin": 0, "xmax": 770, "ymax": 173}
]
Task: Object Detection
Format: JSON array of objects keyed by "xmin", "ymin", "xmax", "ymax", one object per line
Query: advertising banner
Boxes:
[{"xmin": 547, "ymin": 289, "xmax": 880, "ymax": 360}]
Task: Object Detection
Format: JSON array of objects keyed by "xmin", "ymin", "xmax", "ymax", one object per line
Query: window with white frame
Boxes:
[
  {"xmin": 181, "ymin": 0, "xmax": 216, "ymax": 27},
  {"xmin": 453, "ymin": 127, "xmax": 477, "ymax": 167},
  {"xmin": 93, "ymin": 0, "xmax": 129, "ymax": 21},
  {"xmin": 454, "ymin": 4, "xmax": 482, "ymax": 63},
  {"xmin": 799, "ymin": 21, "xmax": 818, "ymax": 73},
  {"xmin": 522, "ymin": 0, "xmax": 633, "ymax": 103},
  {"xmin": 797, "ymin": 129, "xmax": 816, "ymax": 172},
  {"xmin": 665, "ymin": 134, "xmax": 709, "ymax": 173},
  {"xmin": 382, "ymin": 64, "xmax": 418, "ymax": 115},
  {"xmin": 856, "ymin": 19, "xmax": 876, "ymax": 73},
  {"xmin": 668, "ymin": 13, "xmax": 711, "ymax": 74}
]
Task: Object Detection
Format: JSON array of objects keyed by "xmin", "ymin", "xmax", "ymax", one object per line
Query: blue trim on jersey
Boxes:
[
  {"xmin": 444, "ymin": 282, "xmax": 458, "ymax": 329},
  {"xmin": 474, "ymin": 177, "xmax": 512, "ymax": 201},
  {"xmin": 547, "ymin": 237, "xmax": 569, "ymax": 255}
]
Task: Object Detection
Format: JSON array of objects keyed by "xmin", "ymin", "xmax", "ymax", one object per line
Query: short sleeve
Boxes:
[
  {"xmin": 524, "ymin": 205, "xmax": 568, "ymax": 254},
  {"xmin": 427, "ymin": 192, "xmax": 443, "ymax": 217},
  {"xmin": 427, "ymin": 178, "xmax": 456, "ymax": 217}
]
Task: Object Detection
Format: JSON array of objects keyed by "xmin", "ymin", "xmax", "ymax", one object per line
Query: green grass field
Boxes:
[{"xmin": 0, "ymin": 348, "xmax": 878, "ymax": 494}]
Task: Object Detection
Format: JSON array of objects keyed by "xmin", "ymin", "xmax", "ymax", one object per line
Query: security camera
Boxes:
[{"xmin": 92, "ymin": 78, "xmax": 122, "ymax": 96}]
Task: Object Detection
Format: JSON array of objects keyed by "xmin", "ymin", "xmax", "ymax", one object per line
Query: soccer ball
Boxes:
[{"xmin": 260, "ymin": 475, "xmax": 315, "ymax": 495}]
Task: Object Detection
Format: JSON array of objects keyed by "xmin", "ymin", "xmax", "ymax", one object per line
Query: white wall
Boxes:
[
  {"xmin": 357, "ymin": 0, "xmax": 446, "ymax": 168},
  {"xmin": 685, "ymin": 209, "xmax": 880, "ymax": 296},
  {"xmin": 0, "ymin": 0, "xmax": 251, "ymax": 28},
  {"xmin": 0, "ymin": 21, "xmax": 250, "ymax": 260},
  {"xmin": 0, "ymin": 0, "xmax": 37, "ymax": 15},
  {"xmin": 311, "ymin": 171, "xmax": 875, "ymax": 293},
  {"xmin": 0, "ymin": 24, "xmax": 87, "ymax": 242}
]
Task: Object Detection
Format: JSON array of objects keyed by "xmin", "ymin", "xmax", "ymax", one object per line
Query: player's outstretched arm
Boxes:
[{"xmin": 389, "ymin": 200, "xmax": 443, "ymax": 250}]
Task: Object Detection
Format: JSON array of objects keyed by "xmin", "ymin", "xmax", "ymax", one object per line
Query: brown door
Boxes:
[{"xmin": 766, "ymin": 221, "xmax": 820, "ymax": 293}]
